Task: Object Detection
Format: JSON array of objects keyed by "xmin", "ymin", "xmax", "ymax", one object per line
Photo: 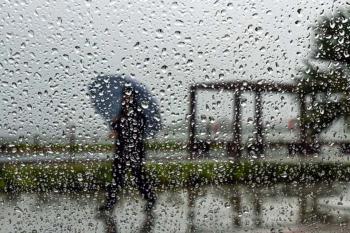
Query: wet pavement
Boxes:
[{"xmin": 1, "ymin": 184, "xmax": 350, "ymax": 232}]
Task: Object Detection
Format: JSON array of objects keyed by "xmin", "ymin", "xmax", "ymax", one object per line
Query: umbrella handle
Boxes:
[
  {"xmin": 110, "ymin": 116, "xmax": 120, "ymax": 129},
  {"xmin": 108, "ymin": 131, "xmax": 118, "ymax": 139}
]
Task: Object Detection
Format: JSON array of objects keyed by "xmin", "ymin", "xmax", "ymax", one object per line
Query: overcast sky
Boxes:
[{"xmin": 0, "ymin": 0, "xmax": 346, "ymax": 139}]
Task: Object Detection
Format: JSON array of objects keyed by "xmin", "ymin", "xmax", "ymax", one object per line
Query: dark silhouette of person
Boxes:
[{"xmin": 99, "ymin": 86, "xmax": 157, "ymax": 214}]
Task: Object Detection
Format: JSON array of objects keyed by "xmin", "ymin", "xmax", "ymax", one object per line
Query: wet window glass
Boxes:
[{"xmin": 2, "ymin": 0, "xmax": 350, "ymax": 232}]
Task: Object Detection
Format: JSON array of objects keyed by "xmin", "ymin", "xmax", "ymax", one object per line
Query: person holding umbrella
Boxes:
[{"xmin": 88, "ymin": 75, "xmax": 161, "ymax": 214}]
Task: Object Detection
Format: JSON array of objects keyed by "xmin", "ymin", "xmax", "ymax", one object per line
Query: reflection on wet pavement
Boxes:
[{"xmin": 1, "ymin": 184, "xmax": 350, "ymax": 232}]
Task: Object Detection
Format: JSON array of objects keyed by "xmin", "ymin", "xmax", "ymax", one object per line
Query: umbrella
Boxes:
[{"xmin": 88, "ymin": 75, "xmax": 161, "ymax": 137}]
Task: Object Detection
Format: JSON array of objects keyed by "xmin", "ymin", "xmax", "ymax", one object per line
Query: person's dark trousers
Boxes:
[{"xmin": 103, "ymin": 149, "xmax": 157, "ymax": 211}]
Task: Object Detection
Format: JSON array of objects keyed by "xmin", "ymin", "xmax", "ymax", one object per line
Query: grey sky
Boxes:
[{"xmin": 0, "ymin": 0, "xmax": 345, "ymax": 139}]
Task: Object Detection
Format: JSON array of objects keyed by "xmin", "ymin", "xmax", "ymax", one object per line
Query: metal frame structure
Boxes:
[{"xmin": 188, "ymin": 81, "xmax": 308, "ymax": 159}]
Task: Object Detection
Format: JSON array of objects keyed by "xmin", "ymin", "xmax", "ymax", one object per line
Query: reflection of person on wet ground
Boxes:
[
  {"xmin": 98, "ymin": 86, "xmax": 157, "ymax": 221},
  {"xmin": 97, "ymin": 210, "xmax": 155, "ymax": 233},
  {"xmin": 96, "ymin": 213, "xmax": 118, "ymax": 233}
]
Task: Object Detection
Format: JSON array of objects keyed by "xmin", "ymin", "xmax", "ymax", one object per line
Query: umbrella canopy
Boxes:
[{"xmin": 88, "ymin": 75, "xmax": 161, "ymax": 137}]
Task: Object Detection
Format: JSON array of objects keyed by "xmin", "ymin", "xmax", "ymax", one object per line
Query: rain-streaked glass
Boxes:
[{"xmin": 1, "ymin": 0, "xmax": 350, "ymax": 232}]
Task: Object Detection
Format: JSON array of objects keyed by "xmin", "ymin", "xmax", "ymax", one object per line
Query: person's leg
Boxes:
[
  {"xmin": 101, "ymin": 156, "xmax": 127, "ymax": 211},
  {"xmin": 131, "ymin": 157, "xmax": 157, "ymax": 211}
]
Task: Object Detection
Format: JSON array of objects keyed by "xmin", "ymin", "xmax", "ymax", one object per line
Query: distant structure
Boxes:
[
  {"xmin": 188, "ymin": 81, "xmax": 349, "ymax": 159},
  {"xmin": 33, "ymin": 134, "xmax": 40, "ymax": 146},
  {"xmin": 63, "ymin": 124, "xmax": 76, "ymax": 148}
]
